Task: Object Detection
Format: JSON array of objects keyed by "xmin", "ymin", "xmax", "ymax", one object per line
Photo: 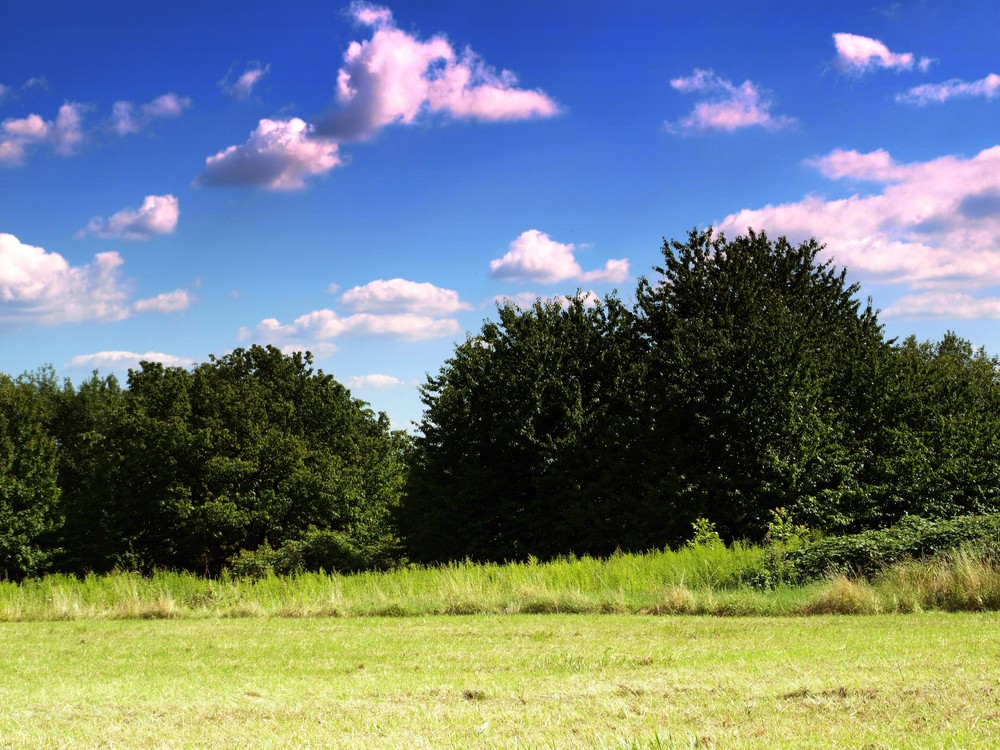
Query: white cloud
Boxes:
[
  {"xmin": 833, "ymin": 32, "xmax": 931, "ymax": 74},
  {"xmin": 715, "ymin": 145, "xmax": 1000, "ymax": 303},
  {"xmin": 667, "ymin": 69, "xmax": 795, "ymax": 134},
  {"xmin": 883, "ymin": 292, "xmax": 1000, "ymax": 319},
  {"xmin": 0, "ymin": 83, "xmax": 10, "ymax": 103},
  {"xmin": 220, "ymin": 63, "xmax": 271, "ymax": 100},
  {"xmin": 489, "ymin": 230, "xmax": 629, "ymax": 285},
  {"xmin": 897, "ymin": 73, "xmax": 1000, "ymax": 105},
  {"xmin": 339, "ymin": 278, "xmax": 470, "ymax": 315},
  {"xmin": 0, "ymin": 232, "xmax": 131, "ymax": 325},
  {"xmin": 0, "ymin": 103, "xmax": 85, "ymax": 165},
  {"xmin": 69, "ymin": 350, "xmax": 196, "ymax": 370},
  {"xmin": 805, "ymin": 148, "xmax": 904, "ymax": 182},
  {"xmin": 196, "ymin": 118, "xmax": 341, "ymax": 190},
  {"xmin": 345, "ymin": 373, "xmax": 407, "ymax": 389},
  {"xmin": 78, "ymin": 194, "xmax": 179, "ymax": 240},
  {"xmin": 133, "ymin": 289, "xmax": 192, "ymax": 313},
  {"xmin": 111, "ymin": 93, "xmax": 191, "ymax": 135},
  {"xmin": 313, "ymin": 2, "xmax": 559, "ymax": 140},
  {"xmin": 242, "ymin": 307, "xmax": 461, "ymax": 354}
]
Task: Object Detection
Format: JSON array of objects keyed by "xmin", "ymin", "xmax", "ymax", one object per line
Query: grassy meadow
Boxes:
[
  {"xmin": 2, "ymin": 547, "xmax": 999, "ymax": 747},
  {"xmin": 2, "ymin": 543, "xmax": 1000, "ymax": 621},
  {"xmin": 1, "ymin": 613, "xmax": 998, "ymax": 748}
]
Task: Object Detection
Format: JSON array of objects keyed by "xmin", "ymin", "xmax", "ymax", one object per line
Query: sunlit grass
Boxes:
[
  {"xmin": 3, "ymin": 542, "xmax": 1000, "ymax": 620},
  {"xmin": 1, "ymin": 613, "xmax": 997, "ymax": 748}
]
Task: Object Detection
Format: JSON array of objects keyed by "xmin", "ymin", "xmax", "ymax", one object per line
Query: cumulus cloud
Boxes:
[
  {"xmin": 667, "ymin": 69, "xmax": 795, "ymax": 134},
  {"xmin": 133, "ymin": 289, "xmax": 192, "ymax": 313},
  {"xmin": 715, "ymin": 145, "xmax": 1000, "ymax": 301},
  {"xmin": 110, "ymin": 93, "xmax": 191, "ymax": 135},
  {"xmin": 69, "ymin": 350, "xmax": 196, "ymax": 370},
  {"xmin": 242, "ymin": 308, "xmax": 460, "ymax": 353},
  {"xmin": 897, "ymin": 73, "xmax": 1000, "ymax": 105},
  {"xmin": 196, "ymin": 118, "xmax": 341, "ymax": 190},
  {"xmin": 0, "ymin": 232, "xmax": 131, "ymax": 325},
  {"xmin": 220, "ymin": 62, "xmax": 271, "ymax": 100},
  {"xmin": 883, "ymin": 292, "xmax": 1000, "ymax": 319},
  {"xmin": 833, "ymin": 32, "xmax": 931, "ymax": 74},
  {"xmin": 345, "ymin": 373, "xmax": 407, "ymax": 389},
  {"xmin": 78, "ymin": 194, "xmax": 179, "ymax": 240},
  {"xmin": 489, "ymin": 230, "xmax": 629, "ymax": 285},
  {"xmin": 312, "ymin": 2, "xmax": 559, "ymax": 140},
  {"xmin": 0, "ymin": 103, "xmax": 85, "ymax": 165},
  {"xmin": 339, "ymin": 278, "xmax": 470, "ymax": 315}
]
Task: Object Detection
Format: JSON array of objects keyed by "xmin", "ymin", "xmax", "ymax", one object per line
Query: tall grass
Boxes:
[{"xmin": 3, "ymin": 542, "xmax": 1000, "ymax": 620}]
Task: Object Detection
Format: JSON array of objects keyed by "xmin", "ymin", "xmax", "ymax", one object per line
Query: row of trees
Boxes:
[
  {"xmin": 1, "ymin": 347, "xmax": 408, "ymax": 579},
  {"xmin": 401, "ymin": 229, "xmax": 1000, "ymax": 561},
  {"xmin": 3, "ymin": 229, "xmax": 999, "ymax": 577}
]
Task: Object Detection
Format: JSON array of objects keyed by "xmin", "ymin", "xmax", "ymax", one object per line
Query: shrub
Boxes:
[{"xmin": 784, "ymin": 514, "xmax": 1000, "ymax": 582}]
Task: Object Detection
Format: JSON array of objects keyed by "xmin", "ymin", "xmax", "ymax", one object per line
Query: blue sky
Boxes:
[{"xmin": 3, "ymin": 1, "xmax": 1000, "ymax": 428}]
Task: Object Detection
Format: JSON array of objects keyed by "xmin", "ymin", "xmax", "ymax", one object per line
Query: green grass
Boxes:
[
  {"xmin": 1, "ymin": 613, "xmax": 998, "ymax": 748},
  {"xmin": 3, "ymin": 543, "xmax": 1000, "ymax": 620}
]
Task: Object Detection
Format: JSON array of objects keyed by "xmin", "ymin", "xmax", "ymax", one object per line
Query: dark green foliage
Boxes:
[
  {"xmin": 9, "ymin": 345, "xmax": 408, "ymax": 576},
  {"xmin": 228, "ymin": 527, "xmax": 385, "ymax": 578},
  {"xmin": 0, "ymin": 373, "xmax": 61, "ymax": 579},
  {"xmin": 860, "ymin": 334, "xmax": 1000, "ymax": 526},
  {"xmin": 636, "ymin": 228, "xmax": 889, "ymax": 541},
  {"xmin": 783, "ymin": 514, "xmax": 1000, "ymax": 583},
  {"xmin": 401, "ymin": 295, "xmax": 652, "ymax": 562}
]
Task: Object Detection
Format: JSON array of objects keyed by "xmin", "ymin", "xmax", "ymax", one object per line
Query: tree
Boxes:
[
  {"xmin": 0, "ymin": 374, "xmax": 61, "ymax": 579},
  {"xmin": 401, "ymin": 295, "xmax": 651, "ymax": 562},
  {"xmin": 635, "ymin": 228, "xmax": 889, "ymax": 541},
  {"xmin": 56, "ymin": 345, "xmax": 409, "ymax": 574},
  {"xmin": 862, "ymin": 332, "xmax": 1000, "ymax": 524}
]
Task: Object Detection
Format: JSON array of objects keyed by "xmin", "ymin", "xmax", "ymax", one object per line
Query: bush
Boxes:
[
  {"xmin": 783, "ymin": 514, "xmax": 1000, "ymax": 583},
  {"xmin": 228, "ymin": 528, "xmax": 380, "ymax": 578}
]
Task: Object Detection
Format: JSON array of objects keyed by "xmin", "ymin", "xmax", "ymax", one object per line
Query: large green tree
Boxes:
[
  {"xmin": 0, "ymin": 374, "xmax": 62, "ymax": 579},
  {"xmin": 636, "ymin": 228, "xmax": 889, "ymax": 540},
  {"xmin": 54, "ymin": 346, "xmax": 408, "ymax": 574},
  {"xmin": 401, "ymin": 295, "xmax": 651, "ymax": 562}
]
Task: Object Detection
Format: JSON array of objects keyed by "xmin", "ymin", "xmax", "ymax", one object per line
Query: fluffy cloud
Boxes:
[
  {"xmin": 667, "ymin": 69, "xmax": 795, "ymax": 134},
  {"xmin": 833, "ymin": 33, "xmax": 931, "ymax": 74},
  {"xmin": 345, "ymin": 373, "xmax": 406, "ymax": 389},
  {"xmin": 339, "ymin": 278, "xmax": 470, "ymax": 315},
  {"xmin": 196, "ymin": 118, "xmax": 341, "ymax": 190},
  {"xmin": 78, "ymin": 194, "xmax": 179, "ymax": 240},
  {"xmin": 883, "ymin": 292, "xmax": 1000, "ymax": 319},
  {"xmin": 715, "ymin": 145, "xmax": 1000, "ymax": 298},
  {"xmin": 489, "ymin": 230, "xmax": 629, "ymax": 285},
  {"xmin": 0, "ymin": 103, "xmax": 85, "ymax": 166},
  {"xmin": 897, "ymin": 73, "xmax": 1000, "ymax": 105},
  {"xmin": 242, "ymin": 308, "xmax": 460, "ymax": 351},
  {"xmin": 133, "ymin": 289, "xmax": 192, "ymax": 313},
  {"xmin": 220, "ymin": 63, "xmax": 271, "ymax": 100},
  {"xmin": 312, "ymin": 2, "xmax": 559, "ymax": 140},
  {"xmin": 69, "ymin": 350, "xmax": 195, "ymax": 370},
  {"xmin": 110, "ymin": 93, "xmax": 191, "ymax": 135},
  {"xmin": 0, "ymin": 232, "xmax": 130, "ymax": 325}
]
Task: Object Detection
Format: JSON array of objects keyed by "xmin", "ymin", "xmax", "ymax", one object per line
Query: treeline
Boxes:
[
  {"xmin": 2, "ymin": 229, "xmax": 1000, "ymax": 579},
  {"xmin": 400, "ymin": 229, "xmax": 1000, "ymax": 561},
  {"xmin": 1, "ymin": 347, "xmax": 408, "ymax": 579}
]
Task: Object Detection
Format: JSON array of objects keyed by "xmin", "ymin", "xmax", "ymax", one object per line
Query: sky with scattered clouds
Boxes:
[{"xmin": 3, "ymin": 1, "xmax": 1000, "ymax": 428}]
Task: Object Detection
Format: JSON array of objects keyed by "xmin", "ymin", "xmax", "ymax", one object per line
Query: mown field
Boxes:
[{"xmin": 1, "ymin": 613, "xmax": 998, "ymax": 749}]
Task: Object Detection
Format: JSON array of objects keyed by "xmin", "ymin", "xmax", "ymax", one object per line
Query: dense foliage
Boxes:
[
  {"xmin": 401, "ymin": 229, "xmax": 1000, "ymax": 562},
  {"xmin": 0, "ymin": 346, "xmax": 407, "ymax": 579},
  {"xmin": 4, "ymin": 229, "xmax": 1000, "ymax": 577}
]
